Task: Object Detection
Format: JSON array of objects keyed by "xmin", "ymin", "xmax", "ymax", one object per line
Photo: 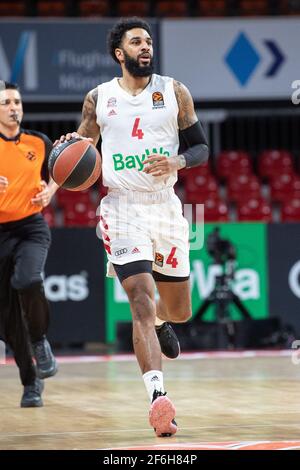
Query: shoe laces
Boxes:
[
  {"xmin": 34, "ymin": 340, "xmax": 49, "ymax": 362},
  {"xmin": 152, "ymin": 389, "xmax": 167, "ymax": 403},
  {"xmin": 164, "ymin": 328, "xmax": 173, "ymax": 340},
  {"xmin": 156, "ymin": 323, "xmax": 166, "ymax": 334}
]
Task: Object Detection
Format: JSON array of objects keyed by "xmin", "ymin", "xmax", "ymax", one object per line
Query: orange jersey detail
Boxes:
[{"xmin": 0, "ymin": 132, "xmax": 47, "ymax": 223}]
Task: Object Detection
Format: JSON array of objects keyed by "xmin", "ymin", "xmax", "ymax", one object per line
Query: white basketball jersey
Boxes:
[{"xmin": 96, "ymin": 74, "xmax": 179, "ymax": 191}]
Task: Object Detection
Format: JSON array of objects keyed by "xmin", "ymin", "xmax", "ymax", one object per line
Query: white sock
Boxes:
[
  {"xmin": 143, "ymin": 370, "xmax": 164, "ymax": 402},
  {"xmin": 155, "ymin": 316, "xmax": 165, "ymax": 327}
]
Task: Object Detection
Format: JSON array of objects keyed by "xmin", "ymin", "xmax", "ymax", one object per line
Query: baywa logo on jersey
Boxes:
[
  {"xmin": 113, "ymin": 147, "xmax": 170, "ymax": 172},
  {"xmin": 152, "ymin": 92, "xmax": 165, "ymax": 109}
]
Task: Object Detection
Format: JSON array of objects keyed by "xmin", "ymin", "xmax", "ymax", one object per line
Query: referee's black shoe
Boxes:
[
  {"xmin": 155, "ymin": 323, "xmax": 180, "ymax": 359},
  {"xmin": 33, "ymin": 336, "xmax": 58, "ymax": 379},
  {"xmin": 21, "ymin": 378, "xmax": 44, "ymax": 408}
]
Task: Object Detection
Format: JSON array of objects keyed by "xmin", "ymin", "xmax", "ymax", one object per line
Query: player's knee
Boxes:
[
  {"xmin": 126, "ymin": 285, "xmax": 155, "ymax": 323},
  {"xmin": 171, "ymin": 308, "xmax": 192, "ymax": 323}
]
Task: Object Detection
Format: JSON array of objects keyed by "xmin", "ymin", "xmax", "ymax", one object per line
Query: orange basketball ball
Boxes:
[{"xmin": 48, "ymin": 138, "xmax": 101, "ymax": 191}]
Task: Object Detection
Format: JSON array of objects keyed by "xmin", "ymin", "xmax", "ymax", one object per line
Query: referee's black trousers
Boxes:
[{"xmin": 0, "ymin": 213, "xmax": 51, "ymax": 386}]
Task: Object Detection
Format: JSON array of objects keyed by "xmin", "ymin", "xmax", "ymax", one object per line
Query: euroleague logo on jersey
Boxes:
[
  {"xmin": 107, "ymin": 97, "xmax": 117, "ymax": 117},
  {"xmin": 152, "ymin": 91, "xmax": 165, "ymax": 109},
  {"xmin": 26, "ymin": 150, "xmax": 37, "ymax": 162}
]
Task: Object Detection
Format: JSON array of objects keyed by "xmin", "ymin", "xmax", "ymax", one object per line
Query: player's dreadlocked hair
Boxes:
[{"xmin": 107, "ymin": 17, "xmax": 152, "ymax": 64}]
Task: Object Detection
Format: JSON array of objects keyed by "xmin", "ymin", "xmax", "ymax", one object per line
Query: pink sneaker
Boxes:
[{"xmin": 149, "ymin": 391, "xmax": 178, "ymax": 437}]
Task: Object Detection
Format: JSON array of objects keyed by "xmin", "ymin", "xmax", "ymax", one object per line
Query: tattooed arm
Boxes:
[
  {"xmin": 173, "ymin": 80, "xmax": 198, "ymax": 131},
  {"xmin": 77, "ymin": 87, "xmax": 101, "ymax": 146},
  {"xmin": 174, "ymin": 80, "xmax": 209, "ymax": 169},
  {"xmin": 54, "ymin": 88, "xmax": 101, "ymax": 147}
]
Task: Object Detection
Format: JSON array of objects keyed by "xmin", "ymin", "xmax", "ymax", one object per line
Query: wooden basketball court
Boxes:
[{"xmin": 1, "ymin": 351, "xmax": 300, "ymax": 450}]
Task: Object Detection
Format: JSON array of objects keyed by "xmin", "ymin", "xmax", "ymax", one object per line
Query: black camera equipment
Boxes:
[{"xmin": 194, "ymin": 227, "xmax": 252, "ymax": 348}]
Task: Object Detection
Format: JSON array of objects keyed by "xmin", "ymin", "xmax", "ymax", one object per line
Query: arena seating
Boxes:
[
  {"xmin": 155, "ymin": 0, "xmax": 188, "ymax": 17},
  {"xmin": 227, "ymin": 174, "xmax": 261, "ymax": 203},
  {"xmin": 0, "ymin": 1, "xmax": 26, "ymax": 16},
  {"xmin": 2, "ymin": 0, "xmax": 298, "ymax": 17},
  {"xmin": 42, "ymin": 205, "xmax": 56, "ymax": 227},
  {"xmin": 281, "ymin": 198, "xmax": 300, "ymax": 222},
  {"xmin": 117, "ymin": 0, "xmax": 150, "ymax": 17},
  {"xmin": 279, "ymin": 0, "xmax": 300, "ymax": 15},
  {"xmin": 216, "ymin": 150, "xmax": 253, "ymax": 181},
  {"xmin": 239, "ymin": 0, "xmax": 269, "ymax": 16},
  {"xmin": 185, "ymin": 174, "xmax": 218, "ymax": 204},
  {"xmin": 56, "ymin": 189, "xmax": 92, "ymax": 209},
  {"xmin": 196, "ymin": 0, "xmax": 228, "ymax": 16},
  {"xmin": 199, "ymin": 197, "xmax": 230, "ymax": 222},
  {"xmin": 258, "ymin": 150, "xmax": 294, "ymax": 180},
  {"xmin": 237, "ymin": 197, "xmax": 272, "ymax": 222},
  {"xmin": 37, "ymin": 0, "xmax": 66, "ymax": 16},
  {"xmin": 270, "ymin": 172, "xmax": 300, "ymax": 203},
  {"xmin": 79, "ymin": 0, "xmax": 109, "ymax": 16},
  {"xmin": 63, "ymin": 201, "xmax": 98, "ymax": 227}
]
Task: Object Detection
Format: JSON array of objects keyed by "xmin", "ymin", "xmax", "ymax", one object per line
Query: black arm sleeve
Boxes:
[{"xmin": 180, "ymin": 121, "xmax": 209, "ymax": 168}]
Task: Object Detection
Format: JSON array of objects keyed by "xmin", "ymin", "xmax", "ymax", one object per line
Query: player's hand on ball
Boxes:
[
  {"xmin": 53, "ymin": 132, "xmax": 93, "ymax": 147},
  {"xmin": 143, "ymin": 155, "xmax": 181, "ymax": 177}
]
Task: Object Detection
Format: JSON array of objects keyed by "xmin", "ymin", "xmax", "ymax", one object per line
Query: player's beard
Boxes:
[{"xmin": 123, "ymin": 50, "xmax": 154, "ymax": 77}]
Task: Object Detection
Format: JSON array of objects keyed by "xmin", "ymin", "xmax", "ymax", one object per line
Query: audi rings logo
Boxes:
[
  {"xmin": 288, "ymin": 261, "xmax": 300, "ymax": 298},
  {"xmin": 115, "ymin": 248, "xmax": 128, "ymax": 257}
]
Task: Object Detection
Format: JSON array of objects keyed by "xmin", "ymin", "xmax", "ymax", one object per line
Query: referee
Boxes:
[{"xmin": 0, "ymin": 81, "xmax": 58, "ymax": 407}]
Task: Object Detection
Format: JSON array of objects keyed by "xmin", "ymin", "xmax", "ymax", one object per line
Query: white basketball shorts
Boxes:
[{"xmin": 99, "ymin": 187, "xmax": 190, "ymax": 278}]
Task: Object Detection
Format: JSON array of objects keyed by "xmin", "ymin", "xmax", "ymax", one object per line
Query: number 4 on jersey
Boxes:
[
  {"xmin": 167, "ymin": 247, "xmax": 178, "ymax": 268},
  {"xmin": 132, "ymin": 117, "xmax": 144, "ymax": 140}
]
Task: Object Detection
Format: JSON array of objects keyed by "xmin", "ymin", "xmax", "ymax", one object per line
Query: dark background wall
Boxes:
[{"xmin": 45, "ymin": 228, "xmax": 105, "ymax": 345}]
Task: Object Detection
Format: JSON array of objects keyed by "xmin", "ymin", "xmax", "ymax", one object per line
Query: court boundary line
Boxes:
[
  {"xmin": 2, "ymin": 421, "xmax": 300, "ymax": 439},
  {"xmin": 101, "ymin": 440, "xmax": 300, "ymax": 451},
  {"xmin": 3, "ymin": 349, "xmax": 293, "ymax": 366}
]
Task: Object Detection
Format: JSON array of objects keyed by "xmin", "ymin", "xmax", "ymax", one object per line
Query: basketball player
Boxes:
[
  {"xmin": 56, "ymin": 17, "xmax": 209, "ymax": 436},
  {"xmin": 0, "ymin": 81, "xmax": 58, "ymax": 407}
]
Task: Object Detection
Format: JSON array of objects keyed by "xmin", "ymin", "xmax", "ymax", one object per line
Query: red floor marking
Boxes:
[
  {"xmin": 106, "ymin": 441, "xmax": 300, "ymax": 450},
  {"xmin": 2, "ymin": 349, "xmax": 292, "ymax": 366}
]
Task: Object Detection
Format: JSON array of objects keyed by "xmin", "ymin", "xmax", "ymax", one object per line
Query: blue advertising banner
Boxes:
[
  {"xmin": 161, "ymin": 18, "xmax": 300, "ymax": 101},
  {"xmin": 0, "ymin": 20, "xmax": 159, "ymax": 101}
]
